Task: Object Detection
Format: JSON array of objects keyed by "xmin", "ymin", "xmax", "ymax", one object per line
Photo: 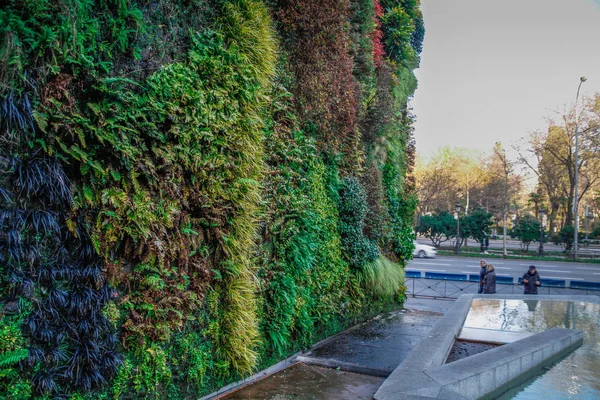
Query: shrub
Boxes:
[
  {"xmin": 417, "ymin": 211, "xmax": 456, "ymax": 246},
  {"xmin": 511, "ymin": 215, "xmax": 542, "ymax": 252},
  {"xmin": 553, "ymin": 225, "xmax": 584, "ymax": 250},
  {"xmin": 461, "ymin": 208, "xmax": 493, "ymax": 244},
  {"xmin": 590, "ymin": 225, "xmax": 600, "ymax": 240}
]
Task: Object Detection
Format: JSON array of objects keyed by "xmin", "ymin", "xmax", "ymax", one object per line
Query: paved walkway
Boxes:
[
  {"xmin": 221, "ymin": 297, "xmax": 455, "ymax": 399},
  {"xmin": 404, "ymin": 296, "xmax": 456, "ymax": 313}
]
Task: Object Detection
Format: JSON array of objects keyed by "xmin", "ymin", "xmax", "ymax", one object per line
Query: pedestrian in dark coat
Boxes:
[
  {"xmin": 483, "ymin": 264, "xmax": 497, "ymax": 294},
  {"xmin": 522, "ymin": 265, "xmax": 541, "ymax": 294},
  {"xmin": 478, "ymin": 259, "xmax": 487, "ymax": 294}
]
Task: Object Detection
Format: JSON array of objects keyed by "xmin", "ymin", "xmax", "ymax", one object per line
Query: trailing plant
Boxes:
[
  {"xmin": 357, "ymin": 255, "xmax": 405, "ymax": 299},
  {"xmin": 372, "ymin": 0, "xmax": 386, "ymax": 66},
  {"xmin": 383, "ymin": 127, "xmax": 418, "ymax": 262}
]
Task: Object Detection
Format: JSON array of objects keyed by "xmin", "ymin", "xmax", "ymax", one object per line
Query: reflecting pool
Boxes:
[{"xmin": 463, "ymin": 299, "xmax": 600, "ymax": 400}]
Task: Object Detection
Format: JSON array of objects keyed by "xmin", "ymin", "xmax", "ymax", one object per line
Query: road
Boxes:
[
  {"xmin": 416, "ymin": 236, "xmax": 600, "ymax": 254},
  {"xmin": 406, "ymin": 256, "xmax": 600, "ymax": 282}
]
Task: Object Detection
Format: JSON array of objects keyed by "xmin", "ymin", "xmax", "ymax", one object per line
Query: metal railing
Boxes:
[{"xmin": 405, "ymin": 272, "xmax": 600, "ymax": 299}]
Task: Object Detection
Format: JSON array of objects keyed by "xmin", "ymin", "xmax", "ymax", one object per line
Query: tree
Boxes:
[
  {"xmin": 519, "ymin": 94, "xmax": 600, "ymax": 234},
  {"xmin": 461, "ymin": 208, "xmax": 493, "ymax": 244},
  {"xmin": 415, "ymin": 147, "xmax": 490, "ymax": 217},
  {"xmin": 591, "ymin": 225, "xmax": 600, "ymax": 239},
  {"xmin": 414, "ymin": 145, "xmax": 523, "ymax": 244},
  {"xmin": 527, "ymin": 192, "xmax": 543, "ymax": 219},
  {"xmin": 491, "ymin": 142, "xmax": 522, "ymax": 256},
  {"xmin": 414, "ymin": 157, "xmax": 457, "ymax": 218},
  {"xmin": 511, "ymin": 215, "xmax": 541, "ymax": 252},
  {"xmin": 416, "ymin": 211, "xmax": 456, "ymax": 246}
]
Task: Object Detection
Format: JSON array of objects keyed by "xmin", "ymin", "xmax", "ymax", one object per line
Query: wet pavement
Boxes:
[
  {"xmin": 223, "ymin": 363, "xmax": 384, "ymax": 400},
  {"xmin": 222, "ymin": 302, "xmax": 448, "ymax": 399},
  {"xmin": 302, "ymin": 308, "xmax": 443, "ymax": 375},
  {"xmin": 404, "ymin": 296, "xmax": 456, "ymax": 313}
]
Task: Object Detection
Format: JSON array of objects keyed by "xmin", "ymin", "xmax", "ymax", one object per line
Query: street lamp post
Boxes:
[
  {"xmin": 503, "ymin": 183, "xmax": 508, "ymax": 257},
  {"xmin": 573, "ymin": 76, "xmax": 587, "ymax": 260},
  {"xmin": 493, "ymin": 142, "xmax": 509, "ymax": 257},
  {"xmin": 538, "ymin": 208, "xmax": 546, "ymax": 257},
  {"xmin": 455, "ymin": 203, "xmax": 462, "ymax": 255}
]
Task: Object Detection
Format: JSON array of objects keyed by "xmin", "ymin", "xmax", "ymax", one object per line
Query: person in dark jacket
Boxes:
[
  {"xmin": 478, "ymin": 260, "xmax": 487, "ymax": 294},
  {"xmin": 483, "ymin": 264, "xmax": 497, "ymax": 294},
  {"xmin": 522, "ymin": 265, "xmax": 541, "ymax": 294}
]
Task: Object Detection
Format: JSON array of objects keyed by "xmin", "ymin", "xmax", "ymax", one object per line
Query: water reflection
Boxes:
[{"xmin": 464, "ymin": 300, "xmax": 600, "ymax": 400}]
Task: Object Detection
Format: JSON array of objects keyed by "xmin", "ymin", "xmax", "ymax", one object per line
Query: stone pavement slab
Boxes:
[{"xmin": 302, "ymin": 308, "xmax": 444, "ymax": 375}]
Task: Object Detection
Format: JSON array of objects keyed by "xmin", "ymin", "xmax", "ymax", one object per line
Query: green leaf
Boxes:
[{"xmin": 0, "ymin": 349, "xmax": 28, "ymax": 367}]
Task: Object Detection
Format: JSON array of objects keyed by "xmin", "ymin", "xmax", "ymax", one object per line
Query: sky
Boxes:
[{"xmin": 411, "ymin": 0, "xmax": 600, "ymax": 161}]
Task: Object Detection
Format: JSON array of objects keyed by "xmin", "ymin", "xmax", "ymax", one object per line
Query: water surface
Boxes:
[{"xmin": 464, "ymin": 299, "xmax": 600, "ymax": 400}]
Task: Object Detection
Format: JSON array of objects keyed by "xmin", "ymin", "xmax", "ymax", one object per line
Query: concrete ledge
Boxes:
[
  {"xmin": 376, "ymin": 294, "xmax": 589, "ymax": 400},
  {"xmin": 296, "ymin": 355, "xmax": 391, "ymax": 377},
  {"xmin": 374, "ymin": 295, "xmax": 474, "ymax": 399},
  {"xmin": 472, "ymin": 294, "xmax": 600, "ymax": 305},
  {"xmin": 376, "ymin": 326, "xmax": 582, "ymax": 400},
  {"xmin": 426, "ymin": 328, "xmax": 583, "ymax": 400},
  {"xmin": 457, "ymin": 327, "xmax": 534, "ymax": 344}
]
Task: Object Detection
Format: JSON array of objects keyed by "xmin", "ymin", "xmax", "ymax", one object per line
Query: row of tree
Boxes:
[
  {"xmin": 417, "ymin": 211, "xmax": 582, "ymax": 252},
  {"xmin": 417, "ymin": 209, "xmax": 492, "ymax": 247},
  {"xmin": 416, "ymin": 93, "xmax": 600, "ymax": 245},
  {"xmin": 415, "ymin": 145, "xmax": 522, "ymax": 222}
]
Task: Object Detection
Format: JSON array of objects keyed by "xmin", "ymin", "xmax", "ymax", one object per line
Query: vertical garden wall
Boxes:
[{"xmin": 0, "ymin": 0, "xmax": 423, "ymax": 398}]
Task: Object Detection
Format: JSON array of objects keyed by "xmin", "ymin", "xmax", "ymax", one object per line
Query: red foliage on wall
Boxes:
[
  {"xmin": 277, "ymin": 0, "xmax": 359, "ymax": 165},
  {"xmin": 372, "ymin": 0, "xmax": 385, "ymax": 66}
]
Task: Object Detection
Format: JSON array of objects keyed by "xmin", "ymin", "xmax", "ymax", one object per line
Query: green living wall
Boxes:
[{"xmin": 0, "ymin": 0, "xmax": 423, "ymax": 398}]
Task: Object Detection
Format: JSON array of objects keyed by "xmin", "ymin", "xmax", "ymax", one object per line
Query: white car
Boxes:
[{"xmin": 413, "ymin": 241, "xmax": 437, "ymax": 258}]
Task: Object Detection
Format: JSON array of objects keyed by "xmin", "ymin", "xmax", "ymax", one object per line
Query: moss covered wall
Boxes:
[{"xmin": 0, "ymin": 0, "xmax": 423, "ymax": 398}]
